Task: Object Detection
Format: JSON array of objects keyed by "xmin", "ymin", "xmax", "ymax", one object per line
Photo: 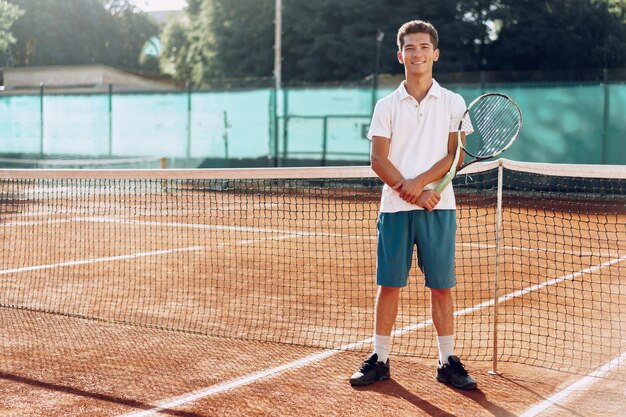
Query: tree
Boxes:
[
  {"xmin": 0, "ymin": 0, "xmax": 23, "ymax": 64},
  {"xmin": 102, "ymin": 0, "xmax": 161, "ymax": 71},
  {"xmin": 605, "ymin": 0, "xmax": 625, "ymax": 21},
  {"xmin": 159, "ymin": 0, "xmax": 217, "ymax": 85},
  {"xmin": 485, "ymin": 0, "xmax": 626, "ymax": 71},
  {"xmin": 163, "ymin": 0, "xmax": 491, "ymax": 84},
  {"xmin": 160, "ymin": 18, "xmax": 195, "ymax": 81},
  {"xmin": 159, "ymin": 0, "xmax": 626, "ymax": 84},
  {"xmin": 5, "ymin": 0, "xmax": 159, "ymax": 71}
]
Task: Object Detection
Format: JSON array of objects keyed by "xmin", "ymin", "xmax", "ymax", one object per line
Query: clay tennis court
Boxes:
[{"xmin": 0, "ymin": 164, "xmax": 624, "ymax": 416}]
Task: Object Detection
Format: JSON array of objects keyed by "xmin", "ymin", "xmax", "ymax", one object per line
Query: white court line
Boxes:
[
  {"xmin": 457, "ymin": 242, "xmax": 620, "ymax": 258},
  {"xmin": 78, "ymin": 216, "xmax": 309, "ymax": 235},
  {"xmin": 78, "ymin": 217, "xmax": 624, "ymax": 258},
  {"xmin": 117, "ymin": 254, "xmax": 626, "ymax": 417},
  {"xmin": 2, "ymin": 215, "xmax": 617, "ymax": 260},
  {"xmin": 0, "ymin": 246, "xmax": 203, "ymax": 275},
  {"xmin": 519, "ymin": 351, "xmax": 626, "ymax": 417},
  {"xmin": 1, "ymin": 216, "xmax": 617, "ymax": 259},
  {"xmin": 221, "ymin": 234, "xmax": 307, "ymax": 246},
  {"xmin": 7, "ymin": 206, "xmax": 128, "ymax": 218},
  {"xmin": 0, "ymin": 218, "xmax": 75, "ymax": 227},
  {"xmin": 0, "ymin": 215, "xmax": 311, "ymax": 236},
  {"xmin": 75, "ymin": 216, "xmax": 351, "ymax": 238},
  {"xmin": 0, "ymin": 232, "xmax": 309, "ymax": 276}
]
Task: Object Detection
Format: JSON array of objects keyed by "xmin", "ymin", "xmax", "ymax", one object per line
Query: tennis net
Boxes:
[{"xmin": 0, "ymin": 159, "xmax": 624, "ymax": 379}]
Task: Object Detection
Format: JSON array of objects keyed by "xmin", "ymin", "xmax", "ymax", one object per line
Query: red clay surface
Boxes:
[{"xmin": 0, "ymin": 182, "xmax": 624, "ymax": 416}]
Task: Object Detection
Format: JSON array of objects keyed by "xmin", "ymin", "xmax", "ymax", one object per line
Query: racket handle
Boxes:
[
  {"xmin": 434, "ymin": 137, "xmax": 463, "ymax": 194},
  {"xmin": 434, "ymin": 170, "xmax": 455, "ymax": 194}
]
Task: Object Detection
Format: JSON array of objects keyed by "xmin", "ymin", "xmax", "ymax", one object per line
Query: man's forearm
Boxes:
[
  {"xmin": 415, "ymin": 152, "xmax": 456, "ymax": 188},
  {"xmin": 371, "ymin": 154, "xmax": 405, "ymax": 189}
]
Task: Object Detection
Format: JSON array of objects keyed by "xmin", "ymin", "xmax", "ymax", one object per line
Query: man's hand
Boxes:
[
  {"xmin": 415, "ymin": 190, "xmax": 440, "ymax": 211},
  {"xmin": 397, "ymin": 177, "xmax": 425, "ymax": 205}
]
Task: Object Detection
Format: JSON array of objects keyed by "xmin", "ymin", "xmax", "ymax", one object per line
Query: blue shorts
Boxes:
[{"xmin": 376, "ymin": 210, "xmax": 456, "ymax": 289}]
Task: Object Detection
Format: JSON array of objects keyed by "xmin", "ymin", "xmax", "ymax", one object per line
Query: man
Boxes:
[{"xmin": 349, "ymin": 20, "xmax": 477, "ymax": 390}]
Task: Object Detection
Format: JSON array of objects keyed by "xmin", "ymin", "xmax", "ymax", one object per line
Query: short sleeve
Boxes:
[
  {"xmin": 367, "ymin": 99, "xmax": 392, "ymax": 140},
  {"xmin": 449, "ymin": 94, "xmax": 471, "ymax": 133}
]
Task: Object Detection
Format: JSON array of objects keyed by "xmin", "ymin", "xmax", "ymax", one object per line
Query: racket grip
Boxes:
[{"xmin": 434, "ymin": 170, "xmax": 455, "ymax": 194}]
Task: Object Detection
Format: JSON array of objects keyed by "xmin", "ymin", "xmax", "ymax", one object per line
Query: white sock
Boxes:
[
  {"xmin": 373, "ymin": 334, "xmax": 391, "ymax": 363},
  {"xmin": 437, "ymin": 335, "xmax": 455, "ymax": 365}
]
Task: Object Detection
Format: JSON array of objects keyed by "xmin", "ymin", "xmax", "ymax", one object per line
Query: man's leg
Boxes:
[
  {"xmin": 349, "ymin": 286, "xmax": 399, "ymax": 386},
  {"xmin": 350, "ymin": 211, "xmax": 409, "ymax": 386},
  {"xmin": 374, "ymin": 285, "xmax": 400, "ymax": 362},
  {"xmin": 431, "ymin": 287, "xmax": 454, "ymax": 363},
  {"xmin": 431, "ymin": 287, "xmax": 477, "ymax": 390}
]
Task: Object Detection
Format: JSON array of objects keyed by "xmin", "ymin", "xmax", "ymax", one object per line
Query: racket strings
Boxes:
[
  {"xmin": 471, "ymin": 99, "xmax": 517, "ymax": 153},
  {"xmin": 465, "ymin": 95, "xmax": 521, "ymax": 158}
]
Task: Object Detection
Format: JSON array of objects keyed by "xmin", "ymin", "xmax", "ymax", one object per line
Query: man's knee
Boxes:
[
  {"xmin": 430, "ymin": 287, "xmax": 452, "ymax": 299},
  {"xmin": 379, "ymin": 285, "xmax": 401, "ymax": 295},
  {"xmin": 378, "ymin": 286, "xmax": 401, "ymax": 301}
]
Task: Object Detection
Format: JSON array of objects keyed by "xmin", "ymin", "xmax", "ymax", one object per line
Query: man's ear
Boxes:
[
  {"xmin": 397, "ymin": 50, "xmax": 403, "ymax": 64},
  {"xmin": 434, "ymin": 48, "xmax": 440, "ymax": 62}
]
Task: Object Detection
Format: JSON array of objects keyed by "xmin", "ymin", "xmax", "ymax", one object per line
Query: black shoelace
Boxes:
[
  {"xmin": 449, "ymin": 360, "xmax": 469, "ymax": 376},
  {"xmin": 359, "ymin": 357, "xmax": 378, "ymax": 372}
]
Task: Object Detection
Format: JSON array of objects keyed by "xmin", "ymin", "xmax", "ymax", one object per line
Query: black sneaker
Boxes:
[
  {"xmin": 436, "ymin": 355, "xmax": 477, "ymax": 390},
  {"xmin": 349, "ymin": 353, "xmax": 390, "ymax": 386}
]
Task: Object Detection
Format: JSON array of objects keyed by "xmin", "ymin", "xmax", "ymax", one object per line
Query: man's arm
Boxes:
[
  {"xmin": 400, "ymin": 131, "xmax": 466, "ymax": 210},
  {"xmin": 370, "ymin": 136, "xmax": 405, "ymax": 190}
]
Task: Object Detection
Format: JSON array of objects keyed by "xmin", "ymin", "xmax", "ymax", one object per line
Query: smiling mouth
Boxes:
[{"xmin": 411, "ymin": 61, "xmax": 426, "ymax": 65}]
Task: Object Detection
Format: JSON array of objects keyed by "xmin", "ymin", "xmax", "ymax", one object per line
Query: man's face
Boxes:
[{"xmin": 397, "ymin": 32, "xmax": 439, "ymax": 75}]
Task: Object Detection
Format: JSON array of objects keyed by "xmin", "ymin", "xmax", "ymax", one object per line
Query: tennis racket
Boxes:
[{"xmin": 434, "ymin": 93, "xmax": 522, "ymax": 194}]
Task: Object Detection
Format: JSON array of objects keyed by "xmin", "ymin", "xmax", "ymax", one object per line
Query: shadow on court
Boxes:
[
  {"xmin": 457, "ymin": 386, "xmax": 517, "ymax": 417},
  {"xmin": 497, "ymin": 374, "xmax": 586, "ymax": 417},
  {"xmin": 0, "ymin": 372, "xmax": 205, "ymax": 417},
  {"xmin": 353, "ymin": 376, "xmax": 523, "ymax": 417},
  {"xmin": 353, "ymin": 378, "xmax": 457, "ymax": 416}
]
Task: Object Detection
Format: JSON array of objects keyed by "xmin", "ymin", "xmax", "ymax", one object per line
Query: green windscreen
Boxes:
[{"xmin": 0, "ymin": 83, "xmax": 624, "ymax": 165}]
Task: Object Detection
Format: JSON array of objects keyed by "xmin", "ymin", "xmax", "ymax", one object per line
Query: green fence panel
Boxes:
[
  {"xmin": 0, "ymin": 82, "xmax": 623, "ymax": 165},
  {"xmin": 280, "ymin": 115, "xmax": 372, "ymax": 162},
  {"xmin": 283, "ymin": 117, "xmax": 323, "ymax": 158},
  {"xmin": 0, "ymin": 95, "xmax": 42, "ymax": 154},
  {"xmin": 324, "ymin": 116, "xmax": 371, "ymax": 160},
  {"xmin": 506, "ymin": 85, "xmax": 603, "ymax": 164},
  {"xmin": 112, "ymin": 93, "xmax": 188, "ymax": 157},
  {"xmin": 44, "ymin": 94, "xmax": 109, "ymax": 156},
  {"xmin": 607, "ymin": 84, "xmax": 626, "ymax": 165},
  {"xmin": 281, "ymin": 88, "xmax": 376, "ymax": 162},
  {"xmin": 286, "ymin": 87, "xmax": 373, "ymax": 116},
  {"xmin": 455, "ymin": 85, "xmax": 605, "ymax": 164},
  {"xmin": 191, "ymin": 89, "xmax": 271, "ymax": 160}
]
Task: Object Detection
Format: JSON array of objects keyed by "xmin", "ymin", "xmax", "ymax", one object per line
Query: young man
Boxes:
[{"xmin": 349, "ymin": 20, "xmax": 477, "ymax": 390}]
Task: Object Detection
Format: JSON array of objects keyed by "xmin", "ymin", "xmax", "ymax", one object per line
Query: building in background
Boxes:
[{"xmin": 1, "ymin": 64, "xmax": 179, "ymax": 94}]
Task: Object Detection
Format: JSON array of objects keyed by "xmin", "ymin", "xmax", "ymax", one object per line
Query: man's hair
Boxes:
[{"xmin": 397, "ymin": 20, "xmax": 439, "ymax": 51}]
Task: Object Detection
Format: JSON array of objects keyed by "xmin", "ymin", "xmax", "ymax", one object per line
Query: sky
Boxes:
[{"xmin": 130, "ymin": 0, "xmax": 187, "ymax": 12}]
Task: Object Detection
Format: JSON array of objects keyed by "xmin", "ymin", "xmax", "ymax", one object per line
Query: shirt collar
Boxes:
[{"xmin": 396, "ymin": 79, "xmax": 442, "ymax": 101}]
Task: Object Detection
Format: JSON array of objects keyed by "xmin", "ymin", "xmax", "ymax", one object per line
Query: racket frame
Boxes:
[{"xmin": 434, "ymin": 93, "xmax": 522, "ymax": 194}]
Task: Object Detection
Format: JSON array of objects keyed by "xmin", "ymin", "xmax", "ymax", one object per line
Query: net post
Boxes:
[
  {"xmin": 489, "ymin": 158, "xmax": 505, "ymax": 376},
  {"xmin": 282, "ymin": 88, "xmax": 289, "ymax": 164},
  {"xmin": 108, "ymin": 83, "xmax": 113, "ymax": 157},
  {"xmin": 160, "ymin": 157, "xmax": 168, "ymax": 192},
  {"xmin": 186, "ymin": 81, "xmax": 192, "ymax": 159},
  {"xmin": 223, "ymin": 111, "xmax": 230, "ymax": 167},
  {"xmin": 39, "ymin": 82, "xmax": 44, "ymax": 156},
  {"xmin": 601, "ymin": 68, "xmax": 610, "ymax": 164},
  {"xmin": 321, "ymin": 116, "xmax": 328, "ymax": 166},
  {"xmin": 270, "ymin": 87, "xmax": 279, "ymax": 167}
]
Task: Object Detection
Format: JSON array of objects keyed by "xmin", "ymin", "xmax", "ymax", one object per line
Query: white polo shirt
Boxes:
[{"xmin": 368, "ymin": 80, "xmax": 466, "ymax": 213}]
